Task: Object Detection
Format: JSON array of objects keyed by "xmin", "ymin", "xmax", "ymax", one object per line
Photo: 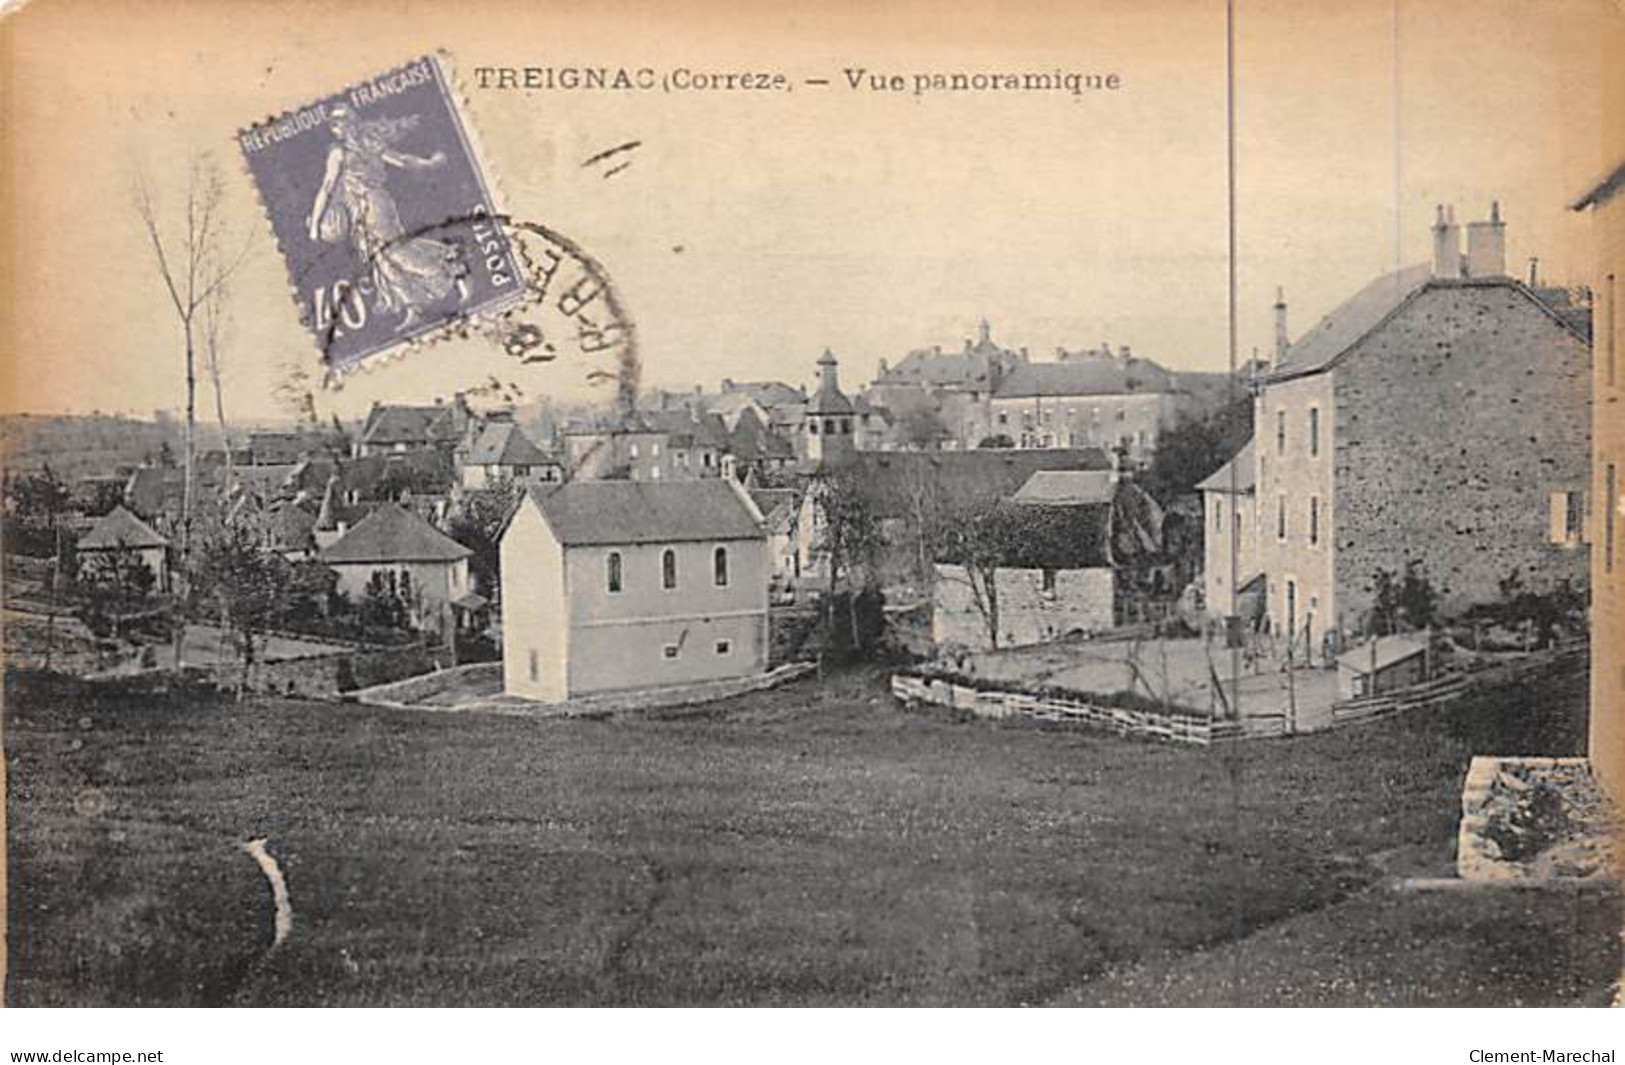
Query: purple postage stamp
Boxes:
[{"xmin": 239, "ymin": 54, "xmax": 522, "ymax": 372}]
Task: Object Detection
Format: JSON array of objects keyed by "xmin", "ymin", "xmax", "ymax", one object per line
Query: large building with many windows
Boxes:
[{"xmin": 1253, "ymin": 205, "xmax": 1592, "ymax": 658}]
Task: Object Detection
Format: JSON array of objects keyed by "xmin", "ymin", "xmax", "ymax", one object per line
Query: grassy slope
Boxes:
[{"xmin": 4, "ymin": 665, "xmax": 1614, "ymax": 1006}]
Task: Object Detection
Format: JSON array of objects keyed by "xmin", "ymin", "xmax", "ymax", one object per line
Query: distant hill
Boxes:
[{"xmin": 0, "ymin": 413, "xmax": 191, "ymax": 481}]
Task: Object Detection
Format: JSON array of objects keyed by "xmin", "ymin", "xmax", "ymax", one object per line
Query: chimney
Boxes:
[
  {"xmin": 1431, "ymin": 204, "xmax": 1462, "ymax": 278},
  {"xmin": 1273, "ymin": 286, "xmax": 1289, "ymax": 364},
  {"xmin": 978, "ymin": 318, "xmax": 991, "ymax": 347},
  {"xmin": 1528, "ymin": 256, "xmax": 1540, "ymax": 286},
  {"xmin": 1465, "ymin": 201, "xmax": 1507, "ymax": 278},
  {"xmin": 1118, "ymin": 345, "xmax": 1132, "ymax": 362},
  {"xmin": 877, "ymin": 357, "xmax": 889, "ymax": 377}
]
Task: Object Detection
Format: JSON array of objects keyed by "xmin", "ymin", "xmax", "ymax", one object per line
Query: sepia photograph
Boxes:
[{"xmin": 0, "ymin": 0, "xmax": 1622, "ymax": 1040}]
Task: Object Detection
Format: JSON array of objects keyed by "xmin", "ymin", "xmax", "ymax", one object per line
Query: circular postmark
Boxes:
[{"xmin": 283, "ymin": 214, "xmax": 639, "ymax": 418}]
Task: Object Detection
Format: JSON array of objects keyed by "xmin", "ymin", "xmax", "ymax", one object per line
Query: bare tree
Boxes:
[
  {"xmin": 202, "ymin": 281, "xmax": 232, "ymax": 482},
  {"xmin": 132, "ymin": 154, "xmax": 252, "ymax": 665}
]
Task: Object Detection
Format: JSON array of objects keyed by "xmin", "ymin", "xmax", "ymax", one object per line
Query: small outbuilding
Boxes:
[
  {"xmin": 76, "ymin": 505, "xmax": 170, "ymax": 591},
  {"xmin": 1336, "ymin": 633, "xmax": 1430, "ymax": 700}
]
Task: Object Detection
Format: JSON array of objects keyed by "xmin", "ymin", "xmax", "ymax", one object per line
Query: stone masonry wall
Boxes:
[{"xmin": 1333, "ymin": 281, "xmax": 1591, "ymax": 631}]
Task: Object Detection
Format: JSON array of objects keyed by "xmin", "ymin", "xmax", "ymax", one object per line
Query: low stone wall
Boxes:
[
  {"xmin": 351, "ymin": 661, "xmax": 502, "ymax": 707},
  {"xmin": 1457, "ymin": 756, "xmax": 1613, "ymax": 881},
  {"xmin": 1330, "ymin": 642, "xmax": 1586, "ymax": 729},
  {"xmin": 205, "ymin": 642, "xmax": 442, "ymax": 699},
  {"xmin": 890, "ymin": 673, "xmax": 1239, "ymax": 746}
]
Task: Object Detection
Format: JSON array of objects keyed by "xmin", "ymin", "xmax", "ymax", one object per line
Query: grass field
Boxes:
[{"xmin": 5, "ymin": 664, "xmax": 1616, "ymax": 1006}]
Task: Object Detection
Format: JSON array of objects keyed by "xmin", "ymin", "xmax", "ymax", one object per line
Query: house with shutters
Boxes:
[
  {"xmin": 1253, "ymin": 203, "xmax": 1591, "ymax": 658},
  {"xmin": 499, "ymin": 479, "xmax": 769, "ymax": 703}
]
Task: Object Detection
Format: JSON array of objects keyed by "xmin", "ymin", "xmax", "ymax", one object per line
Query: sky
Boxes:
[{"xmin": 0, "ymin": 0, "xmax": 1619, "ymax": 423}]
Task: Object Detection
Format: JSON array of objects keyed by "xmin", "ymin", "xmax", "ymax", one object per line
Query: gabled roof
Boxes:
[
  {"xmin": 79, "ymin": 505, "xmax": 167, "ymax": 550},
  {"xmin": 1268, "ymin": 266, "xmax": 1592, "ymax": 382},
  {"xmin": 994, "ymin": 358, "xmax": 1172, "ymax": 399},
  {"xmin": 848, "ymin": 448, "xmax": 1114, "ymax": 522},
  {"xmin": 318, "ymin": 503, "xmax": 471, "ymax": 563},
  {"xmin": 727, "ymin": 408, "xmax": 797, "ymax": 462},
  {"xmin": 465, "ymin": 422, "xmax": 553, "ymax": 466},
  {"xmin": 1196, "ymin": 438, "xmax": 1256, "ymax": 494},
  {"xmin": 525, "ymin": 479, "xmax": 764, "ymax": 547},
  {"xmin": 360, "ymin": 401, "xmax": 466, "ymax": 447},
  {"xmin": 1011, "ymin": 469, "xmax": 1117, "ymax": 506},
  {"xmin": 748, "ymin": 487, "xmax": 800, "ymax": 531},
  {"xmin": 1569, "ymin": 159, "xmax": 1625, "ymax": 212},
  {"xmin": 718, "ymin": 380, "xmax": 806, "ymax": 407},
  {"xmin": 1268, "ymin": 265, "xmax": 1432, "ymax": 380}
]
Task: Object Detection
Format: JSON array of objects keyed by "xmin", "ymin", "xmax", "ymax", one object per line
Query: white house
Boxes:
[
  {"xmin": 318, "ymin": 503, "xmax": 473, "ymax": 632},
  {"xmin": 76, "ymin": 505, "xmax": 169, "ymax": 591},
  {"xmin": 499, "ymin": 479, "xmax": 770, "ymax": 703}
]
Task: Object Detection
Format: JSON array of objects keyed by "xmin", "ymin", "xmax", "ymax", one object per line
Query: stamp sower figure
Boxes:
[{"xmin": 307, "ymin": 105, "xmax": 470, "ymax": 331}]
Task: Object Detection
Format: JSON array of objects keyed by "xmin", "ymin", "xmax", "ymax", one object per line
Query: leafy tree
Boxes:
[
  {"xmin": 446, "ymin": 478, "xmax": 522, "ymax": 599},
  {"xmin": 76, "ymin": 542, "xmax": 158, "ymax": 641},
  {"xmin": 895, "ymin": 406, "xmax": 950, "ymax": 450},
  {"xmin": 809, "ymin": 467, "xmax": 884, "ymax": 653},
  {"xmin": 1369, "ymin": 560, "xmax": 1438, "ymax": 635},
  {"xmin": 4, "ymin": 468, "xmax": 71, "ymax": 557},
  {"xmin": 194, "ymin": 522, "xmax": 287, "ymax": 698},
  {"xmin": 977, "ymin": 434, "xmax": 1015, "ymax": 449},
  {"xmin": 1141, "ymin": 395, "xmax": 1254, "ymax": 504}
]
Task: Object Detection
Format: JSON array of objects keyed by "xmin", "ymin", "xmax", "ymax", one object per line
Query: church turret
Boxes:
[{"xmin": 802, "ymin": 348, "xmax": 856, "ymax": 467}]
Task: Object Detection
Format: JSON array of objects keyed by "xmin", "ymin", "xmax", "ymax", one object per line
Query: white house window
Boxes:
[
  {"xmin": 714, "ymin": 639, "xmax": 731, "ymax": 656},
  {"xmin": 528, "ymin": 649, "xmax": 539, "ymax": 682},
  {"xmin": 1308, "ymin": 495, "xmax": 1319, "ymax": 545},
  {"xmin": 1040, "ymin": 569, "xmax": 1057, "ymax": 597},
  {"xmin": 630, "ymin": 443, "xmax": 640, "ymax": 458},
  {"xmin": 651, "ymin": 466, "xmax": 662, "ymax": 480},
  {"xmin": 1308, "ymin": 407, "xmax": 1320, "ymax": 458},
  {"xmin": 809, "ymin": 420, "xmax": 820, "ymax": 435},
  {"xmin": 662, "ymin": 644, "xmax": 680, "ymax": 660},
  {"xmin": 1549, "ymin": 490, "xmax": 1584, "ymax": 546},
  {"xmin": 662, "ymin": 548, "xmax": 678, "ymax": 589},
  {"xmin": 607, "ymin": 551, "xmax": 623, "ymax": 593},
  {"xmin": 1214, "ymin": 499, "xmax": 1224, "ymax": 532},
  {"xmin": 652, "ymin": 442, "xmax": 661, "ymax": 457},
  {"xmin": 1277, "ymin": 494, "xmax": 1287, "ymax": 540},
  {"xmin": 1276, "ymin": 410, "xmax": 1286, "ymax": 454},
  {"xmin": 714, "ymin": 546, "xmax": 729, "ymax": 587}
]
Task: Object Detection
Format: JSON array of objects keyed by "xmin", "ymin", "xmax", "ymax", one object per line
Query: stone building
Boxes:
[
  {"xmin": 1255, "ymin": 204, "xmax": 1592, "ymax": 657},
  {"xmin": 1198, "ymin": 437, "xmax": 1259, "ymax": 623},
  {"xmin": 799, "ymin": 349, "xmax": 857, "ymax": 468},
  {"xmin": 988, "ymin": 349, "xmax": 1178, "ymax": 463},
  {"xmin": 866, "ymin": 319, "xmax": 1026, "ymax": 449},
  {"xmin": 1572, "ymin": 156, "xmax": 1625, "ymax": 803}
]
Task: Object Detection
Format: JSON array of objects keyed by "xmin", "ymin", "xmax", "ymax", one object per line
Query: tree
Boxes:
[
  {"xmin": 1369, "ymin": 560, "xmax": 1438, "ymax": 636},
  {"xmin": 895, "ymin": 405, "xmax": 949, "ymax": 451},
  {"xmin": 3, "ymin": 468, "xmax": 70, "ymax": 557},
  {"xmin": 977, "ymin": 434, "xmax": 1015, "ymax": 449},
  {"xmin": 76, "ymin": 542, "xmax": 158, "ymax": 643},
  {"xmin": 133, "ymin": 154, "xmax": 253, "ymax": 666},
  {"xmin": 1141, "ymin": 395, "xmax": 1254, "ymax": 504},
  {"xmin": 809, "ymin": 467, "xmax": 884, "ymax": 653},
  {"xmin": 936, "ymin": 501, "xmax": 1031, "ymax": 650},
  {"xmin": 446, "ymin": 478, "xmax": 522, "ymax": 599},
  {"xmin": 195, "ymin": 523, "xmax": 287, "ymax": 698}
]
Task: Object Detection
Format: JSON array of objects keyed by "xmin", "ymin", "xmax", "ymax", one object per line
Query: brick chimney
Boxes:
[
  {"xmin": 1431, "ymin": 204, "xmax": 1462, "ymax": 278},
  {"xmin": 1273, "ymin": 286, "xmax": 1289, "ymax": 365},
  {"xmin": 1465, "ymin": 201, "xmax": 1507, "ymax": 278}
]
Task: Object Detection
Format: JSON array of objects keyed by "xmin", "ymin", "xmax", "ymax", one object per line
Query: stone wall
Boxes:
[
  {"xmin": 1332, "ymin": 281, "xmax": 1591, "ymax": 631},
  {"xmin": 933, "ymin": 563, "xmax": 1114, "ymax": 649}
]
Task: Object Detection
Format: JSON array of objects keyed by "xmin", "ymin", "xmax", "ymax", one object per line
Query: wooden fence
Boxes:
[
  {"xmin": 1329, "ymin": 640, "xmax": 1586, "ymax": 728},
  {"xmin": 890, "ymin": 673, "xmax": 1241, "ymax": 746}
]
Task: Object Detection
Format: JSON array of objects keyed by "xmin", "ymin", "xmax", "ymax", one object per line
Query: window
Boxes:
[
  {"xmin": 809, "ymin": 420, "xmax": 820, "ymax": 435},
  {"xmin": 662, "ymin": 548, "xmax": 678, "ymax": 589},
  {"xmin": 824, "ymin": 418, "xmax": 836, "ymax": 434},
  {"xmin": 651, "ymin": 466, "xmax": 661, "ymax": 480},
  {"xmin": 1041, "ymin": 569, "xmax": 1057, "ymax": 597},
  {"xmin": 606, "ymin": 551, "xmax": 623, "ymax": 593},
  {"xmin": 1607, "ymin": 464, "xmax": 1617, "ymax": 572},
  {"xmin": 651, "ymin": 442, "xmax": 661, "ymax": 457},
  {"xmin": 1308, "ymin": 495, "xmax": 1319, "ymax": 545},
  {"xmin": 1277, "ymin": 494, "xmax": 1287, "ymax": 540},
  {"xmin": 514, "ymin": 464, "xmax": 529, "ymax": 477},
  {"xmin": 1276, "ymin": 410, "xmax": 1286, "ymax": 454},
  {"xmin": 630, "ymin": 443, "xmax": 640, "ymax": 458},
  {"xmin": 527, "ymin": 649, "xmax": 539, "ymax": 682},
  {"xmin": 662, "ymin": 644, "xmax": 680, "ymax": 660},
  {"xmin": 1608, "ymin": 273, "xmax": 1617, "ymax": 389},
  {"xmin": 998, "ymin": 412, "xmax": 1009, "ymax": 427},
  {"xmin": 714, "ymin": 639, "xmax": 732, "ymax": 655},
  {"xmin": 714, "ymin": 545, "xmax": 729, "ymax": 587},
  {"xmin": 1308, "ymin": 407, "xmax": 1320, "ymax": 457},
  {"xmin": 1549, "ymin": 490, "xmax": 1584, "ymax": 545},
  {"xmin": 1115, "ymin": 409, "xmax": 1126, "ymax": 423},
  {"xmin": 841, "ymin": 420, "xmax": 852, "ymax": 435},
  {"xmin": 1214, "ymin": 499, "xmax": 1224, "ymax": 532}
]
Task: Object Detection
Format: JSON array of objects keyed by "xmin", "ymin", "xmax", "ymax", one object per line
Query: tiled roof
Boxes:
[
  {"xmin": 849, "ymin": 448, "xmax": 1114, "ymax": 522},
  {"xmin": 936, "ymin": 500, "xmax": 1112, "ymax": 570},
  {"xmin": 1268, "ymin": 264, "xmax": 1432, "ymax": 380},
  {"xmin": 318, "ymin": 503, "xmax": 471, "ymax": 563},
  {"xmin": 994, "ymin": 358, "xmax": 1172, "ymax": 399},
  {"xmin": 79, "ymin": 505, "xmax": 167, "ymax": 550},
  {"xmin": 465, "ymin": 422, "xmax": 553, "ymax": 466},
  {"xmin": 1196, "ymin": 438, "xmax": 1256, "ymax": 494},
  {"xmin": 360, "ymin": 401, "xmax": 465, "ymax": 446},
  {"xmin": 1011, "ymin": 469, "xmax": 1117, "ymax": 506},
  {"xmin": 528, "ymin": 479, "xmax": 764, "ymax": 546}
]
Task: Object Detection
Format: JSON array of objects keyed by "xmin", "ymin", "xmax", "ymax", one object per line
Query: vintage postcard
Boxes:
[{"xmin": 1, "ymin": 0, "xmax": 1622, "ymax": 1028}]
